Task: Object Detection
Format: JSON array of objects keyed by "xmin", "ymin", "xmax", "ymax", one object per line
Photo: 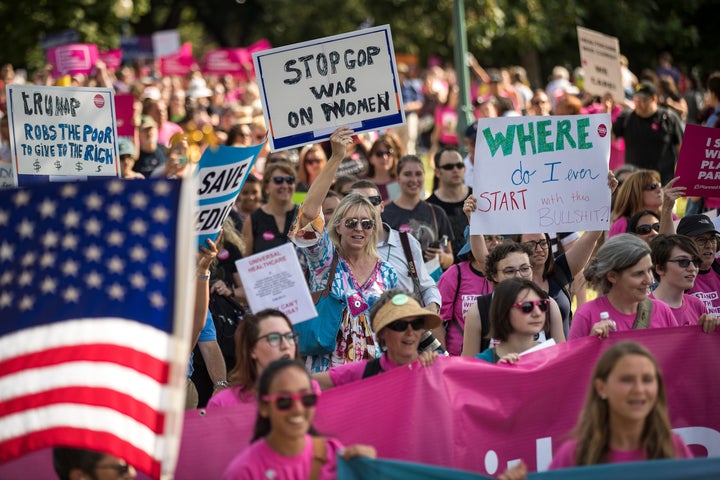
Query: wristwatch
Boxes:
[{"xmin": 213, "ymin": 380, "xmax": 230, "ymax": 389}]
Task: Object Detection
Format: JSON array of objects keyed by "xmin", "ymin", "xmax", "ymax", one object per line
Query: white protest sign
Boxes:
[
  {"xmin": 152, "ymin": 30, "xmax": 181, "ymax": 58},
  {"xmin": 5, "ymin": 85, "xmax": 118, "ymax": 185},
  {"xmin": 196, "ymin": 144, "xmax": 262, "ymax": 249},
  {"xmin": 253, "ymin": 25, "xmax": 405, "ymax": 151},
  {"xmin": 471, "ymin": 114, "xmax": 611, "ymax": 234},
  {"xmin": 576, "ymin": 26, "xmax": 625, "ymax": 102},
  {"xmin": 236, "ymin": 243, "xmax": 317, "ymax": 324}
]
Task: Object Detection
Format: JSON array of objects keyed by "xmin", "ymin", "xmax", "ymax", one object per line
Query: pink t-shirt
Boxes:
[
  {"xmin": 222, "ymin": 434, "xmax": 343, "ymax": 480},
  {"xmin": 549, "ymin": 434, "xmax": 693, "ymax": 469},
  {"xmin": 207, "ymin": 381, "xmax": 322, "ymax": 408},
  {"xmin": 328, "ymin": 355, "xmax": 399, "ymax": 387},
  {"xmin": 648, "ymin": 292, "xmax": 707, "ymax": 326},
  {"xmin": 569, "ymin": 296, "xmax": 680, "ymax": 340},
  {"xmin": 608, "ymin": 217, "xmax": 629, "ymax": 238},
  {"xmin": 158, "ymin": 121, "xmax": 184, "ymax": 147},
  {"xmin": 437, "ymin": 262, "xmax": 492, "ymax": 356},
  {"xmin": 687, "ymin": 266, "xmax": 720, "ymax": 316}
]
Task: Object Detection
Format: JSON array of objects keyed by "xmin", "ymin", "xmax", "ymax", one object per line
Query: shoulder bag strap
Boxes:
[
  {"xmin": 312, "ymin": 253, "xmax": 339, "ymax": 303},
  {"xmin": 399, "ymin": 231, "xmax": 424, "ymax": 305},
  {"xmin": 632, "ymin": 298, "xmax": 653, "ymax": 329},
  {"xmin": 309, "ymin": 436, "xmax": 328, "ymax": 480},
  {"xmin": 450, "ymin": 264, "xmax": 464, "ymax": 334}
]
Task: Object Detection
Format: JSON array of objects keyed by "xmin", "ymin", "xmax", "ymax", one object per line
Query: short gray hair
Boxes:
[{"xmin": 584, "ymin": 233, "xmax": 650, "ymax": 294}]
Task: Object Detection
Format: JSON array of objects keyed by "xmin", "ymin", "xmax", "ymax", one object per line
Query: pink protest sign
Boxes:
[
  {"xmin": 675, "ymin": 124, "xmax": 720, "ymax": 196},
  {"xmin": 114, "ymin": 93, "xmax": 135, "ymax": 137},
  {"xmin": 47, "ymin": 43, "xmax": 99, "ymax": 77},
  {"xmin": 98, "ymin": 49, "xmax": 122, "ymax": 71},
  {"xmin": 159, "ymin": 42, "xmax": 195, "ymax": 76},
  {"xmin": 202, "ymin": 48, "xmax": 245, "ymax": 76}
]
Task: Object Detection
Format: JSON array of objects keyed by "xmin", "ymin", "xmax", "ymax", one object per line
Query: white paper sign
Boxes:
[
  {"xmin": 576, "ymin": 26, "xmax": 625, "ymax": 103},
  {"xmin": 236, "ymin": 243, "xmax": 317, "ymax": 324},
  {"xmin": 252, "ymin": 25, "xmax": 405, "ymax": 151},
  {"xmin": 152, "ymin": 30, "xmax": 181, "ymax": 58},
  {"xmin": 471, "ymin": 115, "xmax": 611, "ymax": 235},
  {"xmin": 5, "ymin": 84, "xmax": 119, "ymax": 185}
]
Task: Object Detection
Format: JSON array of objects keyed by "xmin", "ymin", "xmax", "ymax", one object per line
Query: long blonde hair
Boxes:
[
  {"xmin": 327, "ymin": 193, "xmax": 380, "ymax": 260},
  {"xmin": 573, "ymin": 341, "xmax": 675, "ymax": 466}
]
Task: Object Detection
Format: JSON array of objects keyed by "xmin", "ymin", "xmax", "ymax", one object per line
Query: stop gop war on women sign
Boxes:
[
  {"xmin": 470, "ymin": 114, "xmax": 612, "ymax": 235},
  {"xmin": 252, "ymin": 25, "xmax": 405, "ymax": 151}
]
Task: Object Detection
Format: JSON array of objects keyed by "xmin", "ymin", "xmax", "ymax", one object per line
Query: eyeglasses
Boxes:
[
  {"xmin": 636, "ymin": 223, "xmax": 660, "ymax": 235},
  {"xmin": 513, "ymin": 299, "xmax": 550, "ymax": 314},
  {"xmin": 644, "ymin": 182, "xmax": 662, "ymax": 191},
  {"xmin": 304, "ymin": 157, "xmax": 322, "ymax": 165},
  {"xmin": 374, "ymin": 149, "xmax": 393, "ymax": 157},
  {"xmin": 500, "ymin": 265, "xmax": 533, "ymax": 277},
  {"xmin": 523, "ymin": 239, "xmax": 548, "ymax": 250},
  {"xmin": 257, "ymin": 331, "xmax": 299, "ymax": 347},
  {"xmin": 272, "ymin": 175, "xmax": 295, "ymax": 185},
  {"xmin": 261, "ymin": 392, "xmax": 319, "ymax": 411},
  {"xmin": 385, "ymin": 318, "xmax": 425, "ymax": 332},
  {"xmin": 96, "ymin": 464, "xmax": 133, "ymax": 477},
  {"xmin": 695, "ymin": 235, "xmax": 719, "ymax": 247},
  {"xmin": 344, "ymin": 218, "xmax": 375, "ymax": 230},
  {"xmin": 439, "ymin": 162, "xmax": 465, "ymax": 171},
  {"xmin": 367, "ymin": 195, "xmax": 382, "ymax": 206},
  {"xmin": 666, "ymin": 258, "xmax": 702, "ymax": 269}
]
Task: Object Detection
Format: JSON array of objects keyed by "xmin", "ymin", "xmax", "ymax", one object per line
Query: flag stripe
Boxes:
[
  {"xmin": 0, "ymin": 361, "xmax": 171, "ymax": 411},
  {"xmin": 0, "ymin": 426, "xmax": 161, "ymax": 478},
  {"xmin": 0, "ymin": 318, "xmax": 172, "ymax": 363},
  {"xmin": 0, "ymin": 387, "xmax": 165, "ymax": 432},
  {"xmin": 0, "ymin": 404, "xmax": 164, "ymax": 457},
  {"xmin": 0, "ymin": 343, "xmax": 169, "ymax": 383}
]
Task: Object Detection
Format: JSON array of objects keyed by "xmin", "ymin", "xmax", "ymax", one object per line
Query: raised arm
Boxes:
[
  {"xmin": 299, "ymin": 127, "xmax": 354, "ymax": 225},
  {"xmin": 659, "ymin": 176, "xmax": 685, "ymax": 234},
  {"xmin": 461, "ymin": 302, "xmax": 482, "ymax": 357},
  {"xmin": 463, "ymin": 195, "xmax": 488, "ymax": 266}
]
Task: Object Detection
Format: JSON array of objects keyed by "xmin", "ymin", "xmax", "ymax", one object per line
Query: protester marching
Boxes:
[{"xmin": 2, "ymin": 18, "xmax": 720, "ymax": 480}]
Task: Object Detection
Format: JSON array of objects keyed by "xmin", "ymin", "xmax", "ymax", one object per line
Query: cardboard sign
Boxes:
[
  {"xmin": 47, "ymin": 43, "xmax": 99, "ymax": 77},
  {"xmin": 253, "ymin": 25, "xmax": 404, "ymax": 151},
  {"xmin": 576, "ymin": 26, "xmax": 625, "ymax": 102},
  {"xmin": 675, "ymin": 124, "xmax": 720, "ymax": 196},
  {"xmin": 195, "ymin": 144, "xmax": 262, "ymax": 248},
  {"xmin": 5, "ymin": 84, "xmax": 119, "ymax": 185},
  {"xmin": 471, "ymin": 115, "xmax": 611, "ymax": 234},
  {"xmin": 235, "ymin": 243, "xmax": 317, "ymax": 323}
]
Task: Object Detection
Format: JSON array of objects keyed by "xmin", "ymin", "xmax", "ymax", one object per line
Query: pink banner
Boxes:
[
  {"xmin": 1, "ymin": 327, "xmax": 718, "ymax": 479},
  {"xmin": 114, "ymin": 93, "xmax": 135, "ymax": 137},
  {"xmin": 159, "ymin": 42, "xmax": 195, "ymax": 76},
  {"xmin": 202, "ymin": 48, "xmax": 246, "ymax": 76},
  {"xmin": 98, "ymin": 49, "xmax": 123, "ymax": 71},
  {"xmin": 243, "ymin": 38, "xmax": 272, "ymax": 77},
  {"xmin": 676, "ymin": 124, "xmax": 720, "ymax": 196},
  {"xmin": 47, "ymin": 43, "xmax": 99, "ymax": 77}
]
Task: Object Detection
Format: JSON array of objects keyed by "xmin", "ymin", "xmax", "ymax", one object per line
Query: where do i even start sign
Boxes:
[{"xmin": 471, "ymin": 114, "xmax": 611, "ymax": 235}]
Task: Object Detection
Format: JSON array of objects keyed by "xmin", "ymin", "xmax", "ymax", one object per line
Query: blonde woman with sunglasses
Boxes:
[{"xmin": 290, "ymin": 128, "xmax": 398, "ymax": 373}]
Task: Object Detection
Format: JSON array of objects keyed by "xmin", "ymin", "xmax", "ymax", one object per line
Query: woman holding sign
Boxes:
[{"xmin": 289, "ymin": 127, "xmax": 397, "ymax": 373}]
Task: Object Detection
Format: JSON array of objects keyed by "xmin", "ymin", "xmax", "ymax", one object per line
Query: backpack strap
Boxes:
[
  {"xmin": 449, "ymin": 264, "xmax": 464, "ymax": 335},
  {"xmin": 632, "ymin": 298, "xmax": 654, "ymax": 329},
  {"xmin": 476, "ymin": 293, "xmax": 492, "ymax": 352},
  {"xmin": 309, "ymin": 436, "xmax": 328, "ymax": 480},
  {"xmin": 361, "ymin": 358, "xmax": 384, "ymax": 379},
  {"xmin": 399, "ymin": 230, "xmax": 424, "ymax": 305}
]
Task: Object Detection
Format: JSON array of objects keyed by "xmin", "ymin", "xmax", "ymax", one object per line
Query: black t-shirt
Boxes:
[
  {"xmin": 612, "ymin": 107, "xmax": 684, "ymax": 185},
  {"xmin": 427, "ymin": 188, "xmax": 472, "ymax": 261},
  {"xmin": 134, "ymin": 147, "xmax": 166, "ymax": 178},
  {"xmin": 250, "ymin": 205, "xmax": 298, "ymax": 254},
  {"xmin": 382, "ymin": 201, "xmax": 454, "ymax": 250}
]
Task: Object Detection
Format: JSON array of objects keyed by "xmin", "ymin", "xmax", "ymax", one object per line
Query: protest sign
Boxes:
[
  {"xmin": 675, "ymin": 124, "xmax": 720, "ymax": 196},
  {"xmin": 46, "ymin": 43, "xmax": 99, "ymax": 77},
  {"xmin": 253, "ymin": 25, "xmax": 404, "ymax": 151},
  {"xmin": 471, "ymin": 115, "xmax": 611, "ymax": 234},
  {"xmin": 152, "ymin": 29, "xmax": 181, "ymax": 58},
  {"xmin": 160, "ymin": 42, "xmax": 195, "ymax": 77},
  {"xmin": 5, "ymin": 84, "xmax": 119, "ymax": 185},
  {"xmin": 202, "ymin": 48, "xmax": 246, "ymax": 76},
  {"xmin": 235, "ymin": 243, "xmax": 317, "ymax": 323},
  {"xmin": 576, "ymin": 27, "xmax": 625, "ymax": 102},
  {"xmin": 196, "ymin": 143, "xmax": 262, "ymax": 248},
  {"xmin": 0, "ymin": 160, "xmax": 15, "ymax": 188},
  {"xmin": 114, "ymin": 93, "xmax": 135, "ymax": 137},
  {"xmin": 99, "ymin": 49, "xmax": 123, "ymax": 71}
]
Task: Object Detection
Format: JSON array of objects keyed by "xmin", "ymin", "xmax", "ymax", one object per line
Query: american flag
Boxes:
[{"xmin": 0, "ymin": 178, "xmax": 196, "ymax": 479}]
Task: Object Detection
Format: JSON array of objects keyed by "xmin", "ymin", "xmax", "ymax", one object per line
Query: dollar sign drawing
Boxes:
[
  {"xmin": 33, "ymin": 160, "xmax": 41, "ymax": 172},
  {"xmin": 75, "ymin": 161, "xmax": 84, "ymax": 172},
  {"xmin": 54, "ymin": 160, "xmax": 62, "ymax": 170},
  {"xmin": 96, "ymin": 165, "xmax": 102, "ymax": 172}
]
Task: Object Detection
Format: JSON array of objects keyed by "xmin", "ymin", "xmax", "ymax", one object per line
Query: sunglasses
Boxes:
[
  {"xmin": 666, "ymin": 258, "xmax": 702, "ymax": 269},
  {"xmin": 439, "ymin": 162, "xmax": 465, "ymax": 171},
  {"xmin": 374, "ymin": 149, "xmax": 393, "ymax": 157},
  {"xmin": 344, "ymin": 218, "xmax": 375, "ymax": 230},
  {"xmin": 96, "ymin": 464, "xmax": 132, "ymax": 476},
  {"xmin": 523, "ymin": 239, "xmax": 548, "ymax": 250},
  {"xmin": 385, "ymin": 318, "xmax": 425, "ymax": 332},
  {"xmin": 367, "ymin": 195, "xmax": 383, "ymax": 206},
  {"xmin": 304, "ymin": 157, "xmax": 322, "ymax": 165},
  {"xmin": 636, "ymin": 223, "xmax": 660, "ymax": 235},
  {"xmin": 257, "ymin": 331, "xmax": 299, "ymax": 347},
  {"xmin": 513, "ymin": 299, "xmax": 550, "ymax": 314},
  {"xmin": 261, "ymin": 391, "xmax": 319, "ymax": 411},
  {"xmin": 272, "ymin": 175, "xmax": 295, "ymax": 185},
  {"xmin": 644, "ymin": 182, "xmax": 662, "ymax": 191}
]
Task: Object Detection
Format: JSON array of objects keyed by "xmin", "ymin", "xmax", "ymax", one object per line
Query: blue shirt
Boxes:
[{"xmin": 188, "ymin": 311, "xmax": 216, "ymax": 377}]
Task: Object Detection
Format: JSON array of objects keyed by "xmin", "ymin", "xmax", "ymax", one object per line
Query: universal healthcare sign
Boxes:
[{"xmin": 253, "ymin": 25, "xmax": 404, "ymax": 151}]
